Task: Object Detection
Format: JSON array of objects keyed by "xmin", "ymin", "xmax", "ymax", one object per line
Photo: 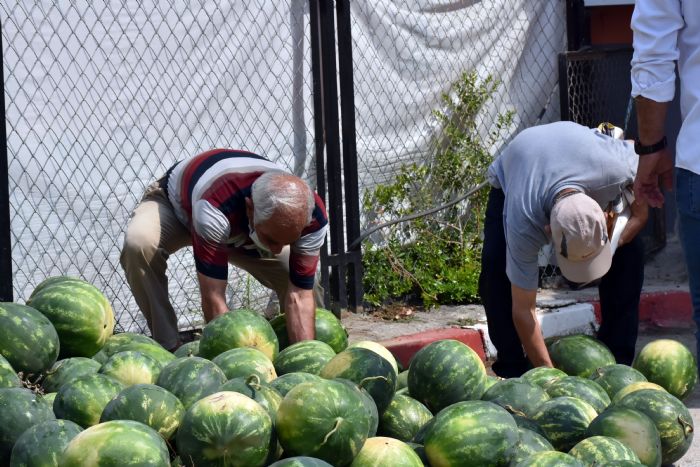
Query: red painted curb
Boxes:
[
  {"xmin": 380, "ymin": 327, "xmax": 487, "ymax": 368},
  {"xmin": 589, "ymin": 290, "xmax": 692, "ymax": 327}
]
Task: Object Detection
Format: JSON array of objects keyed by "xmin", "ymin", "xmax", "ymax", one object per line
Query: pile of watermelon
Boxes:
[{"xmin": 1, "ymin": 275, "xmax": 698, "ymax": 466}]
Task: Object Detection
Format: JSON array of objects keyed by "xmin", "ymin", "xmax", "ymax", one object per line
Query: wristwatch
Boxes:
[{"xmin": 634, "ymin": 136, "xmax": 667, "ymax": 156}]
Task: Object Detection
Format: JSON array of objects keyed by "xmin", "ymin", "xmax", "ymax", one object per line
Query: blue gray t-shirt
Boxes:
[{"xmin": 487, "ymin": 121, "xmax": 637, "ymax": 290}]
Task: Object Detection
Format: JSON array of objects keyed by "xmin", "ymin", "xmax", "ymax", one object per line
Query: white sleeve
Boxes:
[
  {"xmin": 630, "ymin": 0, "xmax": 684, "ymax": 102},
  {"xmin": 191, "ymin": 200, "xmax": 230, "ymax": 245}
]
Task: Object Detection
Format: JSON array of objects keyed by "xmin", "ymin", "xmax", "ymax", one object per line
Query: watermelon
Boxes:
[
  {"xmin": 274, "ymin": 340, "xmax": 336, "ymax": 375},
  {"xmin": 40, "ymin": 392, "xmax": 57, "ymax": 407},
  {"xmin": 212, "ymin": 347, "xmax": 277, "ymax": 382},
  {"xmin": 632, "ymin": 339, "xmax": 698, "ymax": 400},
  {"xmin": 198, "ymin": 309, "xmax": 279, "ymax": 360},
  {"xmin": 269, "ymin": 457, "xmax": 333, "ymax": 467},
  {"xmin": 0, "ymin": 302, "xmax": 60, "ymax": 375},
  {"xmin": 513, "ymin": 451, "xmax": 584, "ymax": 466},
  {"xmin": 589, "ymin": 364, "xmax": 648, "ymax": 399},
  {"xmin": 0, "ymin": 354, "xmax": 20, "ymax": 388},
  {"xmin": 276, "ymin": 379, "xmax": 371, "ymax": 466},
  {"xmin": 219, "ymin": 375, "xmax": 283, "ymax": 421},
  {"xmin": 335, "ymin": 378, "xmax": 380, "ymax": 438},
  {"xmin": 481, "ymin": 377, "xmax": 550, "ymax": 417},
  {"xmin": 615, "ymin": 388, "xmax": 694, "ymax": 465},
  {"xmin": 321, "ymin": 347, "xmax": 397, "ymax": 413},
  {"xmin": 407, "ymin": 339, "xmax": 486, "ymax": 412},
  {"xmin": 483, "ymin": 375, "xmax": 502, "ymax": 391},
  {"xmin": 544, "ymin": 376, "xmax": 611, "ymax": 413},
  {"xmin": 568, "ymin": 436, "xmax": 639, "ymax": 465},
  {"xmin": 349, "ymin": 436, "xmax": 423, "ymax": 466},
  {"xmin": 53, "ymin": 373, "xmax": 124, "ymax": 427},
  {"xmin": 396, "ymin": 370, "xmax": 409, "ymax": 391},
  {"xmin": 155, "ymin": 356, "xmax": 227, "ymax": 409},
  {"xmin": 601, "ymin": 461, "xmax": 645, "ymax": 467},
  {"xmin": 405, "ymin": 442, "xmax": 429, "ymax": 465},
  {"xmin": 176, "ymin": 391, "xmax": 273, "ymax": 467},
  {"xmin": 612, "ymin": 381, "xmax": 666, "ymax": 404},
  {"xmin": 0, "ymin": 388, "xmax": 55, "ymax": 464},
  {"xmin": 507, "ymin": 427, "xmax": 554, "ymax": 465},
  {"xmin": 9, "ymin": 419, "xmax": 82, "ymax": 467},
  {"xmin": 347, "ymin": 341, "xmax": 399, "ymax": 376},
  {"xmin": 99, "ymin": 332, "xmax": 161, "ymax": 354},
  {"xmin": 26, "ymin": 276, "xmax": 114, "ymax": 358},
  {"xmin": 378, "ymin": 394, "xmax": 432, "ymax": 442},
  {"xmin": 92, "ymin": 340, "xmax": 174, "ymax": 368},
  {"xmin": 587, "ymin": 407, "xmax": 662, "ymax": 467},
  {"xmin": 60, "ymin": 420, "xmax": 169, "ymax": 466},
  {"xmin": 42, "ymin": 357, "xmax": 102, "ymax": 393},
  {"xmin": 548, "ymin": 335, "xmax": 616, "ymax": 377},
  {"xmin": 99, "ymin": 350, "xmax": 162, "ymax": 386},
  {"xmin": 532, "ymin": 396, "xmax": 598, "ymax": 451},
  {"xmin": 270, "ymin": 372, "xmax": 323, "ymax": 397},
  {"xmin": 100, "ymin": 383, "xmax": 185, "ymax": 440},
  {"xmin": 423, "ymin": 400, "xmax": 518, "ymax": 467},
  {"xmin": 271, "ymin": 308, "xmax": 348, "ymax": 352},
  {"xmin": 521, "ymin": 367, "xmax": 567, "ymax": 388},
  {"xmin": 174, "ymin": 340, "xmax": 200, "ymax": 357},
  {"xmin": 513, "ymin": 414, "xmax": 547, "ymax": 438}
]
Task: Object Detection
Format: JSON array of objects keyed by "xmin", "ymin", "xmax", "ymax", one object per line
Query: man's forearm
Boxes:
[
  {"xmin": 635, "ymin": 97, "xmax": 669, "ymax": 144},
  {"xmin": 285, "ymin": 285, "xmax": 315, "ymax": 343},
  {"xmin": 512, "ymin": 306, "xmax": 552, "ymax": 368}
]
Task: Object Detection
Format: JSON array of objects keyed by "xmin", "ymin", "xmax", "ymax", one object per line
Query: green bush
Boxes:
[{"xmin": 362, "ymin": 72, "xmax": 513, "ymax": 308}]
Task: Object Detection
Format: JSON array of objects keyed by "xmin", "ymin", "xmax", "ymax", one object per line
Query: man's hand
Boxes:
[
  {"xmin": 284, "ymin": 283, "xmax": 315, "ymax": 343},
  {"xmin": 511, "ymin": 284, "xmax": 553, "ymax": 368},
  {"xmin": 197, "ymin": 273, "xmax": 229, "ymax": 322},
  {"xmin": 618, "ymin": 196, "xmax": 649, "ymax": 248},
  {"xmin": 633, "ymin": 147, "xmax": 674, "ymax": 208}
]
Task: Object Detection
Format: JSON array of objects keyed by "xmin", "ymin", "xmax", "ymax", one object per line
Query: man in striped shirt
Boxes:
[{"xmin": 120, "ymin": 149, "xmax": 328, "ymax": 351}]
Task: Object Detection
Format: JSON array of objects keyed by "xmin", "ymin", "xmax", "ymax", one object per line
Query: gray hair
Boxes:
[{"xmin": 251, "ymin": 171, "xmax": 315, "ymax": 225}]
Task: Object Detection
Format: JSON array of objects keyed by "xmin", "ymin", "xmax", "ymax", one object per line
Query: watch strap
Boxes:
[{"xmin": 634, "ymin": 136, "xmax": 667, "ymax": 156}]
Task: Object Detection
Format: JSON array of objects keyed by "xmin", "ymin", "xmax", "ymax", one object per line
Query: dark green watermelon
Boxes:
[
  {"xmin": 174, "ymin": 340, "xmax": 200, "ymax": 358},
  {"xmin": 274, "ymin": 340, "xmax": 336, "ymax": 376},
  {"xmin": 347, "ymin": 341, "xmax": 399, "ymax": 376},
  {"xmin": 9, "ymin": 418, "xmax": 82, "ymax": 467},
  {"xmin": 611, "ymin": 381, "xmax": 666, "ymax": 404},
  {"xmin": 350, "ymin": 436, "xmax": 423, "ymax": 466},
  {"xmin": 521, "ymin": 367, "xmax": 567, "ymax": 388},
  {"xmin": 632, "ymin": 339, "xmax": 698, "ymax": 400},
  {"xmin": 92, "ymin": 339, "xmax": 174, "ymax": 368},
  {"xmin": 507, "ymin": 427, "xmax": 554, "ymax": 465},
  {"xmin": 199, "ymin": 309, "xmax": 279, "ymax": 360},
  {"xmin": 481, "ymin": 377, "xmax": 550, "ymax": 418},
  {"xmin": 334, "ymin": 378, "xmax": 379, "ymax": 438},
  {"xmin": 176, "ymin": 391, "xmax": 273, "ymax": 467},
  {"xmin": 155, "ymin": 356, "xmax": 227, "ymax": 409},
  {"xmin": 53, "ymin": 373, "xmax": 124, "ymax": 427},
  {"xmin": 378, "ymin": 394, "xmax": 432, "ymax": 442},
  {"xmin": 588, "ymin": 364, "xmax": 648, "ymax": 399},
  {"xmin": 99, "ymin": 350, "xmax": 163, "ymax": 386},
  {"xmin": 513, "ymin": 414, "xmax": 547, "ymax": 438},
  {"xmin": 532, "ymin": 396, "xmax": 598, "ymax": 451},
  {"xmin": 271, "ymin": 308, "xmax": 348, "ymax": 352},
  {"xmin": 396, "ymin": 370, "xmax": 409, "ymax": 391},
  {"xmin": 0, "ymin": 354, "xmax": 20, "ymax": 389},
  {"xmin": 100, "ymin": 383, "xmax": 185, "ymax": 440},
  {"xmin": 548, "ymin": 335, "xmax": 616, "ymax": 378},
  {"xmin": 0, "ymin": 302, "xmax": 60, "ymax": 375},
  {"xmin": 268, "ymin": 457, "xmax": 333, "ymax": 466},
  {"xmin": 544, "ymin": 376, "xmax": 611, "ymax": 413},
  {"xmin": 42, "ymin": 357, "xmax": 102, "ymax": 393},
  {"xmin": 219, "ymin": 375, "xmax": 283, "ymax": 421},
  {"xmin": 212, "ymin": 347, "xmax": 277, "ymax": 382},
  {"xmin": 407, "ymin": 339, "xmax": 486, "ymax": 412},
  {"xmin": 0, "ymin": 388, "xmax": 55, "ymax": 464},
  {"xmin": 568, "ymin": 436, "xmax": 639, "ymax": 465},
  {"xmin": 99, "ymin": 332, "xmax": 161, "ymax": 354},
  {"xmin": 270, "ymin": 372, "xmax": 323, "ymax": 397},
  {"xmin": 513, "ymin": 451, "xmax": 584, "ymax": 466}
]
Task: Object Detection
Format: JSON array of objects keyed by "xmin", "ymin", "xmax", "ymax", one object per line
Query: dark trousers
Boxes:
[{"xmin": 479, "ymin": 188, "xmax": 644, "ymax": 378}]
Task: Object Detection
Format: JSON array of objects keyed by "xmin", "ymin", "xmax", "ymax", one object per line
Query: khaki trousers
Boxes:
[{"xmin": 120, "ymin": 181, "xmax": 323, "ymax": 350}]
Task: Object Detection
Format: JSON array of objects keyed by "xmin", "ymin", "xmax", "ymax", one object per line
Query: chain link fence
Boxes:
[{"xmin": 2, "ymin": 0, "xmax": 568, "ymax": 333}]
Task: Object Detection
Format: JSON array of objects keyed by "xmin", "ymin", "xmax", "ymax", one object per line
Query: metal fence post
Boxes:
[{"xmin": 0, "ymin": 15, "xmax": 12, "ymax": 302}]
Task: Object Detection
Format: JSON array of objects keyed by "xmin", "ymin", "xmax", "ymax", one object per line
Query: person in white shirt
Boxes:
[{"xmin": 631, "ymin": 0, "xmax": 700, "ymax": 368}]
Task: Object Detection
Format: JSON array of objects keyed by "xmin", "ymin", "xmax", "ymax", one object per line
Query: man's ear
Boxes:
[{"xmin": 245, "ymin": 197, "xmax": 254, "ymax": 223}]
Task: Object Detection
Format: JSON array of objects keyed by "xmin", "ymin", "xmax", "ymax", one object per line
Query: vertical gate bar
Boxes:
[
  {"xmin": 335, "ymin": 0, "xmax": 363, "ymax": 312},
  {"xmin": 0, "ymin": 16, "xmax": 13, "ymax": 302},
  {"xmin": 558, "ymin": 53, "xmax": 571, "ymax": 123}
]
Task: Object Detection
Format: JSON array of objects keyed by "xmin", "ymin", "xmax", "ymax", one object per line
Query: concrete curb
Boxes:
[{"xmin": 381, "ymin": 289, "xmax": 693, "ymax": 366}]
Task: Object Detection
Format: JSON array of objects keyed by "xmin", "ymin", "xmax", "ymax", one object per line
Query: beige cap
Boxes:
[{"xmin": 551, "ymin": 192, "xmax": 612, "ymax": 283}]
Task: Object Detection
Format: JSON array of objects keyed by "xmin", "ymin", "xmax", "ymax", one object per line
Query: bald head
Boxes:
[{"xmin": 250, "ymin": 171, "xmax": 314, "ymax": 230}]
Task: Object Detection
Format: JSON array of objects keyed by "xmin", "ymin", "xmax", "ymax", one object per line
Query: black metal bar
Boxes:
[
  {"xmin": 566, "ymin": 0, "xmax": 588, "ymax": 51},
  {"xmin": 335, "ymin": 0, "xmax": 363, "ymax": 312},
  {"xmin": 558, "ymin": 53, "xmax": 571, "ymax": 122},
  {"xmin": 0, "ymin": 15, "xmax": 13, "ymax": 302}
]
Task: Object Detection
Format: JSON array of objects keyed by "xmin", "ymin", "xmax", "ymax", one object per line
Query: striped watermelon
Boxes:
[
  {"xmin": 0, "ymin": 302, "xmax": 60, "ymax": 375},
  {"xmin": 544, "ymin": 376, "xmax": 611, "ymax": 413},
  {"xmin": 396, "ymin": 370, "xmax": 409, "ymax": 391},
  {"xmin": 632, "ymin": 339, "xmax": 698, "ymax": 400},
  {"xmin": 0, "ymin": 354, "xmax": 20, "ymax": 388},
  {"xmin": 269, "ymin": 457, "xmax": 333, "ymax": 466},
  {"xmin": 484, "ymin": 375, "xmax": 502, "ymax": 391},
  {"xmin": 513, "ymin": 413, "xmax": 547, "ymax": 438},
  {"xmin": 27, "ymin": 276, "xmax": 114, "ymax": 358},
  {"xmin": 378, "ymin": 394, "xmax": 432, "ymax": 442},
  {"xmin": 212, "ymin": 347, "xmax": 277, "ymax": 382},
  {"xmin": 548, "ymin": 335, "xmax": 616, "ymax": 377},
  {"xmin": 532, "ymin": 396, "xmax": 598, "ymax": 451},
  {"xmin": 42, "ymin": 357, "xmax": 102, "ymax": 393},
  {"xmin": 276, "ymin": 379, "xmax": 371, "ymax": 466},
  {"xmin": 568, "ymin": 436, "xmax": 639, "ymax": 465},
  {"xmin": 612, "ymin": 381, "xmax": 666, "ymax": 404},
  {"xmin": 514, "ymin": 450, "xmax": 584, "ymax": 466},
  {"xmin": 155, "ymin": 356, "xmax": 227, "ymax": 409},
  {"xmin": 92, "ymin": 340, "xmax": 174, "ymax": 368},
  {"xmin": 60, "ymin": 420, "xmax": 169, "ymax": 466},
  {"xmin": 274, "ymin": 340, "xmax": 336, "ymax": 375},
  {"xmin": 600, "ymin": 461, "xmax": 645, "ymax": 466},
  {"xmin": 174, "ymin": 340, "xmax": 200, "ymax": 357},
  {"xmin": 521, "ymin": 367, "xmax": 567, "ymax": 388},
  {"xmin": 176, "ymin": 391, "xmax": 273, "ymax": 467},
  {"xmin": 270, "ymin": 371, "xmax": 323, "ymax": 397},
  {"xmin": 347, "ymin": 341, "xmax": 399, "ymax": 376},
  {"xmin": 0, "ymin": 388, "xmax": 55, "ymax": 465},
  {"xmin": 219, "ymin": 375, "xmax": 283, "ymax": 421},
  {"xmin": 587, "ymin": 406, "xmax": 662, "ymax": 467},
  {"xmin": 99, "ymin": 350, "xmax": 162, "ymax": 386},
  {"xmin": 100, "ymin": 383, "xmax": 185, "ymax": 440},
  {"xmin": 349, "ymin": 436, "xmax": 423, "ymax": 466},
  {"xmin": 199, "ymin": 309, "xmax": 279, "ymax": 360},
  {"xmin": 99, "ymin": 332, "xmax": 161, "ymax": 354},
  {"xmin": 407, "ymin": 339, "xmax": 486, "ymax": 412},
  {"xmin": 335, "ymin": 378, "xmax": 380, "ymax": 437},
  {"xmin": 615, "ymin": 388, "xmax": 694, "ymax": 465},
  {"xmin": 589, "ymin": 364, "xmax": 648, "ymax": 399},
  {"xmin": 10, "ymin": 419, "xmax": 82, "ymax": 467},
  {"xmin": 481, "ymin": 377, "xmax": 550, "ymax": 417},
  {"xmin": 272, "ymin": 308, "xmax": 348, "ymax": 352},
  {"xmin": 40, "ymin": 392, "xmax": 56, "ymax": 407},
  {"xmin": 423, "ymin": 400, "xmax": 518, "ymax": 467},
  {"xmin": 53, "ymin": 374, "xmax": 124, "ymax": 427},
  {"xmin": 321, "ymin": 347, "xmax": 397, "ymax": 413},
  {"xmin": 507, "ymin": 427, "xmax": 554, "ymax": 465}
]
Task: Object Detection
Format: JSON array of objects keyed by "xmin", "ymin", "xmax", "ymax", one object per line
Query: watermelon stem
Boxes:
[
  {"xmin": 358, "ymin": 376, "xmax": 388, "ymax": 388},
  {"xmin": 679, "ymin": 415, "xmax": 694, "ymax": 437},
  {"xmin": 504, "ymin": 405, "xmax": 527, "ymax": 418},
  {"xmin": 245, "ymin": 374, "xmax": 262, "ymax": 390},
  {"xmin": 321, "ymin": 417, "xmax": 344, "ymax": 445}
]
